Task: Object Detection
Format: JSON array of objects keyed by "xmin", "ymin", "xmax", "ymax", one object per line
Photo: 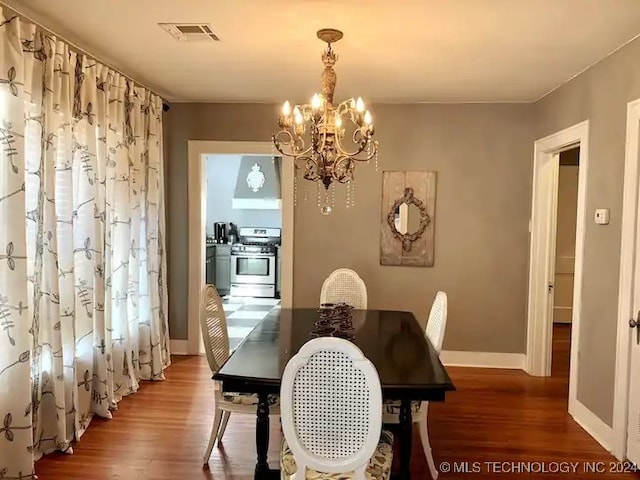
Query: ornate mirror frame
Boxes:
[
  {"xmin": 380, "ymin": 171, "xmax": 437, "ymax": 267},
  {"xmin": 386, "ymin": 187, "xmax": 430, "ymax": 251}
]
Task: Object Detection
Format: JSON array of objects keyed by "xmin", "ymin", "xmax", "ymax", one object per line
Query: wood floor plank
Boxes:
[{"xmin": 35, "ymin": 326, "xmax": 635, "ymax": 479}]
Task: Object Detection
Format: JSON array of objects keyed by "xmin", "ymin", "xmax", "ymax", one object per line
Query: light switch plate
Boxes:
[{"xmin": 595, "ymin": 208, "xmax": 610, "ymax": 225}]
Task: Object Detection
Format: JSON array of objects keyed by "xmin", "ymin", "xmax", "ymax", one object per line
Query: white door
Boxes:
[
  {"xmin": 624, "ymin": 99, "xmax": 640, "ymax": 465},
  {"xmin": 626, "ymin": 193, "xmax": 640, "ymax": 465},
  {"xmin": 527, "ymin": 152, "xmax": 560, "ymax": 375},
  {"xmin": 613, "ymin": 99, "xmax": 640, "ymax": 465},
  {"xmin": 541, "ymin": 153, "xmax": 560, "ymax": 368},
  {"xmin": 628, "ymin": 313, "xmax": 640, "ymax": 464}
]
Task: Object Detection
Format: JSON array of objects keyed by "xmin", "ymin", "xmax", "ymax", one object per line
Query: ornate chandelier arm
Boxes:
[
  {"xmin": 294, "ymin": 155, "xmax": 322, "ymax": 182},
  {"xmin": 335, "ymin": 98, "xmax": 367, "ymax": 126},
  {"xmin": 277, "ymin": 102, "xmax": 332, "ymax": 156},
  {"xmin": 309, "ymin": 114, "xmax": 326, "ymax": 154},
  {"xmin": 335, "ymin": 98, "xmax": 356, "ymax": 115},
  {"xmin": 318, "ymin": 101, "xmax": 334, "ymax": 151},
  {"xmin": 332, "ymin": 156, "xmax": 356, "ymax": 183},
  {"xmin": 334, "ymin": 128, "xmax": 377, "ymax": 160},
  {"xmin": 272, "ymin": 129, "xmax": 313, "ymax": 158}
]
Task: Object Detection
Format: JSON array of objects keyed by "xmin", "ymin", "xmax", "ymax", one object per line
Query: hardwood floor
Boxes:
[
  {"xmin": 36, "ymin": 325, "xmax": 634, "ymax": 479},
  {"xmin": 551, "ymin": 322, "xmax": 572, "ymax": 379}
]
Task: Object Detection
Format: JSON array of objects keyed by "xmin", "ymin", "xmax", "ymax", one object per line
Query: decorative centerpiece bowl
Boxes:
[{"xmin": 313, "ymin": 302, "xmax": 355, "ymax": 340}]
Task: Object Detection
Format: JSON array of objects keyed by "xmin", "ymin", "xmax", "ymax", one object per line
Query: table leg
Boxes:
[
  {"xmin": 399, "ymin": 399, "xmax": 412, "ymax": 480},
  {"xmin": 255, "ymin": 393, "xmax": 271, "ymax": 478}
]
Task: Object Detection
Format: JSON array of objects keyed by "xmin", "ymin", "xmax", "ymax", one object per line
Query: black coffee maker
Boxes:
[{"xmin": 214, "ymin": 222, "xmax": 227, "ymax": 243}]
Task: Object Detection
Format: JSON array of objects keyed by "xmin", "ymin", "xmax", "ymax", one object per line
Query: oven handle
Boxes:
[{"xmin": 230, "ymin": 253, "xmax": 276, "ymax": 258}]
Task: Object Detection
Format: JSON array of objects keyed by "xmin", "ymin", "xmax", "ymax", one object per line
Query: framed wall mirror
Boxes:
[{"xmin": 380, "ymin": 171, "xmax": 437, "ymax": 267}]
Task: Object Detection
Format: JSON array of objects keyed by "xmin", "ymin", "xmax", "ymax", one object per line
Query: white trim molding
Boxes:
[
  {"xmin": 526, "ymin": 121, "xmax": 590, "ymax": 447},
  {"xmin": 169, "ymin": 339, "xmax": 189, "ymax": 356},
  {"xmin": 440, "ymin": 351, "xmax": 526, "ymax": 369},
  {"xmin": 187, "ymin": 141, "xmax": 295, "ymax": 355},
  {"xmin": 612, "ymin": 98, "xmax": 640, "ymax": 461},
  {"xmin": 571, "ymin": 399, "xmax": 614, "ymax": 454},
  {"xmin": 526, "ymin": 120, "xmax": 589, "ymax": 381}
]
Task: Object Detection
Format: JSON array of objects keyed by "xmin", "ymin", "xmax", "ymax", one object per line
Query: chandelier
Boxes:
[{"xmin": 272, "ymin": 28, "xmax": 378, "ymax": 214}]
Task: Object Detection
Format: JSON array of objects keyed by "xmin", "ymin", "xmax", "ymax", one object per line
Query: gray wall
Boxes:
[
  {"xmin": 165, "ymin": 103, "xmax": 534, "ymax": 353},
  {"xmin": 206, "ymin": 154, "xmax": 281, "ymax": 234},
  {"xmin": 165, "ymin": 104, "xmax": 280, "ymax": 339},
  {"xmin": 534, "ymin": 36, "xmax": 640, "ymax": 427}
]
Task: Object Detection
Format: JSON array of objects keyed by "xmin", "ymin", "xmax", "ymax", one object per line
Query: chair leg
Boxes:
[
  {"xmin": 203, "ymin": 407, "xmax": 224, "ymax": 466},
  {"xmin": 216, "ymin": 411, "xmax": 231, "ymax": 444},
  {"xmin": 418, "ymin": 416, "xmax": 438, "ymax": 479}
]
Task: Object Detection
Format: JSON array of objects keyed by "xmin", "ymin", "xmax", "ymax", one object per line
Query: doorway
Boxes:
[
  {"xmin": 526, "ymin": 121, "xmax": 589, "ymax": 422},
  {"xmin": 550, "ymin": 147, "xmax": 580, "ymax": 379},
  {"xmin": 186, "ymin": 141, "xmax": 295, "ymax": 355},
  {"xmin": 206, "ymin": 153, "xmax": 283, "ymax": 351}
]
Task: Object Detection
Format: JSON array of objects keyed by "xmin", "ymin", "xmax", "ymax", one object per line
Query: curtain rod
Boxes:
[{"xmin": 0, "ymin": 1, "xmax": 170, "ymax": 111}]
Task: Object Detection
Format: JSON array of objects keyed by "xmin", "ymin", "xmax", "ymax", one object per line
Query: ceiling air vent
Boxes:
[{"xmin": 158, "ymin": 23, "xmax": 220, "ymax": 42}]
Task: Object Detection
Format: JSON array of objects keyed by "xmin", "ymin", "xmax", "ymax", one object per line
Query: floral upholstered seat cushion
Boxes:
[
  {"xmin": 280, "ymin": 430, "xmax": 393, "ymax": 480},
  {"xmin": 220, "ymin": 392, "xmax": 280, "ymax": 407},
  {"xmin": 382, "ymin": 400, "xmax": 422, "ymax": 416}
]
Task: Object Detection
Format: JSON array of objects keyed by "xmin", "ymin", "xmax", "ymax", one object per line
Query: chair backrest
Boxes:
[
  {"xmin": 280, "ymin": 337, "xmax": 382, "ymax": 479},
  {"xmin": 425, "ymin": 291, "xmax": 448, "ymax": 353},
  {"xmin": 320, "ymin": 268, "xmax": 368, "ymax": 309},
  {"xmin": 199, "ymin": 284, "xmax": 230, "ymax": 373}
]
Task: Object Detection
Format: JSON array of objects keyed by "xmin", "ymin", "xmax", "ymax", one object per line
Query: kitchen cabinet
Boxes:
[
  {"xmin": 204, "ymin": 244, "xmax": 231, "ymax": 295},
  {"xmin": 215, "ymin": 245, "xmax": 231, "ymax": 295},
  {"xmin": 206, "ymin": 246, "xmax": 215, "ymax": 285}
]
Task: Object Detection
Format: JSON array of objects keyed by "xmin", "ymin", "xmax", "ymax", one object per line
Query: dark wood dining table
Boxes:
[{"xmin": 213, "ymin": 308, "xmax": 455, "ymax": 480}]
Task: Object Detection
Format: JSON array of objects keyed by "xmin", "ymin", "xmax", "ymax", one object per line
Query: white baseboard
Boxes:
[
  {"xmin": 569, "ymin": 398, "xmax": 614, "ymax": 453},
  {"xmin": 440, "ymin": 350, "xmax": 526, "ymax": 369},
  {"xmin": 169, "ymin": 339, "xmax": 189, "ymax": 355}
]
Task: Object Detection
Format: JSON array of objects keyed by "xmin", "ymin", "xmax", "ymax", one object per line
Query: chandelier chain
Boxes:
[
  {"xmin": 351, "ymin": 178, "xmax": 356, "ymax": 208},
  {"xmin": 293, "ymin": 172, "xmax": 298, "ymax": 207}
]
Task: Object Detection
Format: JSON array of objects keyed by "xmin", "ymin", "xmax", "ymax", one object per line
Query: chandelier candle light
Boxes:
[{"xmin": 272, "ymin": 28, "xmax": 378, "ymax": 215}]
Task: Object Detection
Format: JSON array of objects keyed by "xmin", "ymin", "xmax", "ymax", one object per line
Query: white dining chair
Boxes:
[
  {"xmin": 200, "ymin": 284, "xmax": 280, "ymax": 466},
  {"xmin": 381, "ymin": 291, "xmax": 448, "ymax": 480},
  {"xmin": 280, "ymin": 337, "xmax": 393, "ymax": 479},
  {"xmin": 320, "ymin": 268, "xmax": 368, "ymax": 309}
]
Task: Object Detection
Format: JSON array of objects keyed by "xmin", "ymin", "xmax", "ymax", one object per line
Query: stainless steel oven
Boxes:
[{"xmin": 230, "ymin": 227, "xmax": 281, "ymax": 298}]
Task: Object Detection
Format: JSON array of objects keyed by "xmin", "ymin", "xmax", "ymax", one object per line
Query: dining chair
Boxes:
[
  {"xmin": 320, "ymin": 268, "xmax": 368, "ymax": 309},
  {"xmin": 381, "ymin": 291, "xmax": 448, "ymax": 479},
  {"xmin": 280, "ymin": 336, "xmax": 393, "ymax": 480},
  {"xmin": 200, "ymin": 284, "xmax": 280, "ymax": 466}
]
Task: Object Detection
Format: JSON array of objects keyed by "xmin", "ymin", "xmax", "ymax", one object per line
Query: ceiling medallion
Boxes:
[{"xmin": 272, "ymin": 28, "xmax": 378, "ymax": 214}]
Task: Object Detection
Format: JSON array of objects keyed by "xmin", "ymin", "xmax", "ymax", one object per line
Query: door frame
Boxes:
[
  {"xmin": 612, "ymin": 98, "xmax": 640, "ymax": 460},
  {"xmin": 186, "ymin": 141, "xmax": 295, "ymax": 355},
  {"xmin": 525, "ymin": 122, "xmax": 589, "ymax": 408}
]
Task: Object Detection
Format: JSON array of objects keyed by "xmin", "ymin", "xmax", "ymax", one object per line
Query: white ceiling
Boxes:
[{"xmin": 4, "ymin": 0, "xmax": 640, "ymax": 103}]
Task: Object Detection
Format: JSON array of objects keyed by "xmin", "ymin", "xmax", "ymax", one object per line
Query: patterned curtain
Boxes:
[{"xmin": 0, "ymin": 9, "xmax": 170, "ymax": 478}]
